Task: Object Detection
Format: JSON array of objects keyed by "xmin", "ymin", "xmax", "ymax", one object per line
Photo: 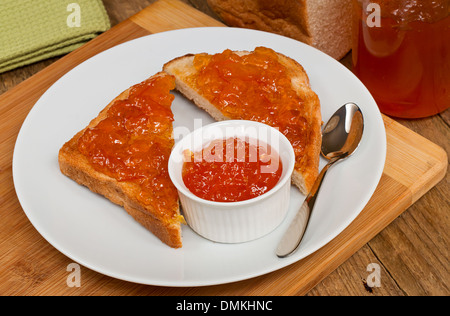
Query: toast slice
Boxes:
[
  {"xmin": 163, "ymin": 47, "xmax": 322, "ymax": 195},
  {"xmin": 58, "ymin": 72, "xmax": 183, "ymax": 248}
]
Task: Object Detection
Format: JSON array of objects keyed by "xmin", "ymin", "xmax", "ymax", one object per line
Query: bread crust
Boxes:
[
  {"xmin": 207, "ymin": 0, "xmax": 352, "ymax": 60},
  {"xmin": 163, "ymin": 49, "xmax": 322, "ymax": 195},
  {"xmin": 58, "ymin": 72, "xmax": 182, "ymax": 248}
]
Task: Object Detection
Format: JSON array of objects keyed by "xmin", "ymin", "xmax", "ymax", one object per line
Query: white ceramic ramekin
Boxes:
[{"xmin": 168, "ymin": 120, "xmax": 295, "ymax": 243}]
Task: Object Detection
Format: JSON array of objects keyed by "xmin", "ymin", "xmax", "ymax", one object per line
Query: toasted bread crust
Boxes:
[
  {"xmin": 58, "ymin": 72, "xmax": 182, "ymax": 248},
  {"xmin": 163, "ymin": 49, "xmax": 321, "ymax": 195}
]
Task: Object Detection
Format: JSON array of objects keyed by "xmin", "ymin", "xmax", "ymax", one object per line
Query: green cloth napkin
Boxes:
[{"xmin": 0, "ymin": 0, "xmax": 111, "ymax": 73}]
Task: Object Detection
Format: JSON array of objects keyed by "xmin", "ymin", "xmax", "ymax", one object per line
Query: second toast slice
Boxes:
[{"xmin": 164, "ymin": 47, "xmax": 322, "ymax": 195}]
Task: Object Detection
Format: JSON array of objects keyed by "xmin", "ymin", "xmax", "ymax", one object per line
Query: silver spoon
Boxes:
[{"xmin": 276, "ymin": 102, "xmax": 364, "ymax": 258}]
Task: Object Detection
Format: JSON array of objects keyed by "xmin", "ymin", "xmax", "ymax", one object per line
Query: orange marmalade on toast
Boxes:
[
  {"xmin": 77, "ymin": 73, "xmax": 179, "ymax": 222},
  {"xmin": 187, "ymin": 47, "xmax": 309, "ymax": 169}
]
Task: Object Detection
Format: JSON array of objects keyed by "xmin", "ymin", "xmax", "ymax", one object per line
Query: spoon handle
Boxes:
[
  {"xmin": 275, "ymin": 198, "xmax": 311, "ymax": 258},
  {"xmin": 276, "ymin": 157, "xmax": 339, "ymax": 258}
]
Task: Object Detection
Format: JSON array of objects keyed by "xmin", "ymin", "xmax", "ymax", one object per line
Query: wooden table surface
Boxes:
[{"xmin": 1, "ymin": 0, "xmax": 448, "ymax": 296}]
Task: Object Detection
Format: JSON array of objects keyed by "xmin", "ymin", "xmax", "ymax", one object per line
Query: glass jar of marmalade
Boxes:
[{"xmin": 352, "ymin": 0, "xmax": 450, "ymax": 118}]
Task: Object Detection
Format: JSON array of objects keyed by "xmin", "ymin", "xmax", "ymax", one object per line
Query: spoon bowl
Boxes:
[
  {"xmin": 321, "ymin": 102, "xmax": 364, "ymax": 160},
  {"xmin": 276, "ymin": 102, "xmax": 364, "ymax": 258}
]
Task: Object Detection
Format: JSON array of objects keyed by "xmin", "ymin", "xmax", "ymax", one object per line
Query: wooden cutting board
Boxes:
[{"xmin": 0, "ymin": 0, "xmax": 447, "ymax": 295}]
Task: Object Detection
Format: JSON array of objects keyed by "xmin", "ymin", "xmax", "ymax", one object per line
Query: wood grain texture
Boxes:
[
  {"xmin": 0, "ymin": 0, "xmax": 448, "ymax": 296},
  {"xmin": 130, "ymin": 0, "xmax": 224, "ymax": 31}
]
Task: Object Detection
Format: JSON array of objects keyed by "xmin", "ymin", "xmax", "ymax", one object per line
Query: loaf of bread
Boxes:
[
  {"xmin": 163, "ymin": 47, "xmax": 322, "ymax": 195},
  {"xmin": 207, "ymin": 0, "xmax": 352, "ymax": 60}
]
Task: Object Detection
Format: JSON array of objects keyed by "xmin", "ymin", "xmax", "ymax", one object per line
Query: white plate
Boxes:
[{"xmin": 13, "ymin": 27, "xmax": 386, "ymax": 287}]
